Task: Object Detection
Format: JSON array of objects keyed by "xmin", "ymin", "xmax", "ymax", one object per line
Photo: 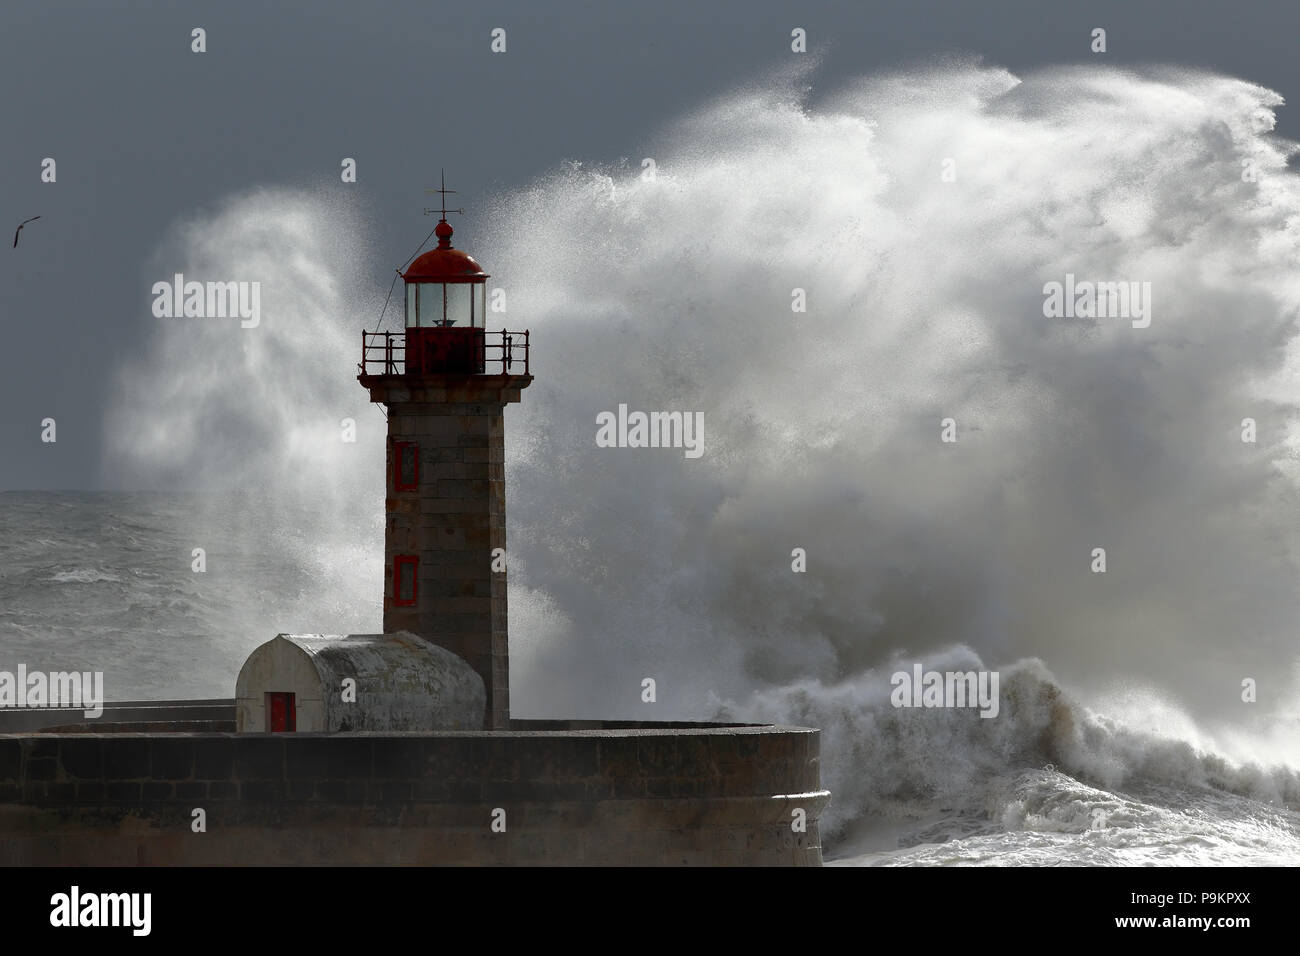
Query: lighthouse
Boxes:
[{"xmin": 357, "ymin": 189, "xmax": 532, "ymax": 730}]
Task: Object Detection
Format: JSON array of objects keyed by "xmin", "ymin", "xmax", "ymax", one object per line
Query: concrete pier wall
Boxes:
[{"xmin": 0, "ymin": 723, "xmax": 827, "ymax": 866}]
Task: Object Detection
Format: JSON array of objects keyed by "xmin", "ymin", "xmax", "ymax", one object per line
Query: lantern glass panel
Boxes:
[
  {"xmin": 444, "ymin": 283, "xmax": 471, "ymax": 328},
  {"xmin": 417, "ymin": 283, "xmax": 442, "ymax": 327}
]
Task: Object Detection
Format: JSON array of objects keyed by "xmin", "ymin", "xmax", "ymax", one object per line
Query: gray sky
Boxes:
[{"xmin": 4, "ymin": 0, "xmax": 1300, "ymax": 489}]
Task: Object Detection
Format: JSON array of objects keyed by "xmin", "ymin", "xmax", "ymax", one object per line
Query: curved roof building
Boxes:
[{"xmin": 235, "ymin": 632, "xmax": 485, "ymax": 732}]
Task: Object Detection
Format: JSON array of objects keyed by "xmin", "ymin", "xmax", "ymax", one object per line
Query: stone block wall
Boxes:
[
  {"xmin": 385, "ymin": 401, "xmax": 509, "ymax": 730},
  {"xmin": 361, "ymin": 373, "xmax": 531, "ymax": 732}
]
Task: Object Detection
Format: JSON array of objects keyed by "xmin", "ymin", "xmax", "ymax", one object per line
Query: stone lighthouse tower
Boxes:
[{"xmin": 358, "ymin": 190, "xmax": 531, "ymax": 729}]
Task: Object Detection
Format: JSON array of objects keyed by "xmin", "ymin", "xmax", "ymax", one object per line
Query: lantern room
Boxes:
[
  {"xmin": 403, "ymin": 219, "xmax": 488, "ymax": 329},
  {"xmin": 401, "ymin": 217, "xmax": 489, "ymax": 373}
]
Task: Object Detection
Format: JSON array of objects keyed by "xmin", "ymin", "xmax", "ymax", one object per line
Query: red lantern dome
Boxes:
[
  {"xmin": 401, "ymin": 213, "xmax": 490, "ymax": 340},
  {"xmin": 402, "ymin": 219, "xmax": 489, "ymax": 283}
]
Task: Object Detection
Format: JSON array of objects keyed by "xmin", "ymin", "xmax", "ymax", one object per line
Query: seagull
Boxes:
[{"xmin": 13, "ymin": 216, "xmax": 40, "ymax": 248}]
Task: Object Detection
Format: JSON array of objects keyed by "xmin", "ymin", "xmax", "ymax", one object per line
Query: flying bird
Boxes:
[{"xmin": 12, "ymin": 216, "xmax": 40, "ymax": 248}]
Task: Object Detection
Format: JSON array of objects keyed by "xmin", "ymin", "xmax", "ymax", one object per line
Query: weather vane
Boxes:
[{"xmin": 423, "ymin": 169, "xmax": 464, "ymax": 219}]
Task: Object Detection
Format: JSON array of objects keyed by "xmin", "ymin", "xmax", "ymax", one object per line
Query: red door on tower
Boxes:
[{"xmin": 266, "ymin": 692, "xmax": 296, "ymax": 732}]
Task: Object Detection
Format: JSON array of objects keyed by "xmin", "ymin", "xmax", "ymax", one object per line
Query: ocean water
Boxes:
[
  {"xmin": 13, "ymin": 58, "xmax": 1300, "ymax": 864},
  {"xmin": 0, "ymin": 491, "xmax": 381, "ymax": 700}
]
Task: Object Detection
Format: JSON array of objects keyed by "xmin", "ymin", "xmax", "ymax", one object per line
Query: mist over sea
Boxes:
[{"xmin": 9, "ymin": 60, "xmax": 1300, "ymax": 863}]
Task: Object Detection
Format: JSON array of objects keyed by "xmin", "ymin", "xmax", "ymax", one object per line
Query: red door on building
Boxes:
[{"xmin": 266, "ymin": 692, "xmax": 296, "ymax": 732}]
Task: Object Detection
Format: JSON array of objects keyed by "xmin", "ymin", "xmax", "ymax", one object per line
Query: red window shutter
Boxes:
[
  {"xmin": 394, "ymin": 442, "xmax": 419, "ymax": 492},
  {"xmin": 394, "ymin": 555, "xmax": 418, "ymax": 606}
]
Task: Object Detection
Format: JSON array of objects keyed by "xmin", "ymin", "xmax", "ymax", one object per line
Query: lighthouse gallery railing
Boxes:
[{"xmin": 359, "ymin": 329, "xmax": 530, "ymax": 376}]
